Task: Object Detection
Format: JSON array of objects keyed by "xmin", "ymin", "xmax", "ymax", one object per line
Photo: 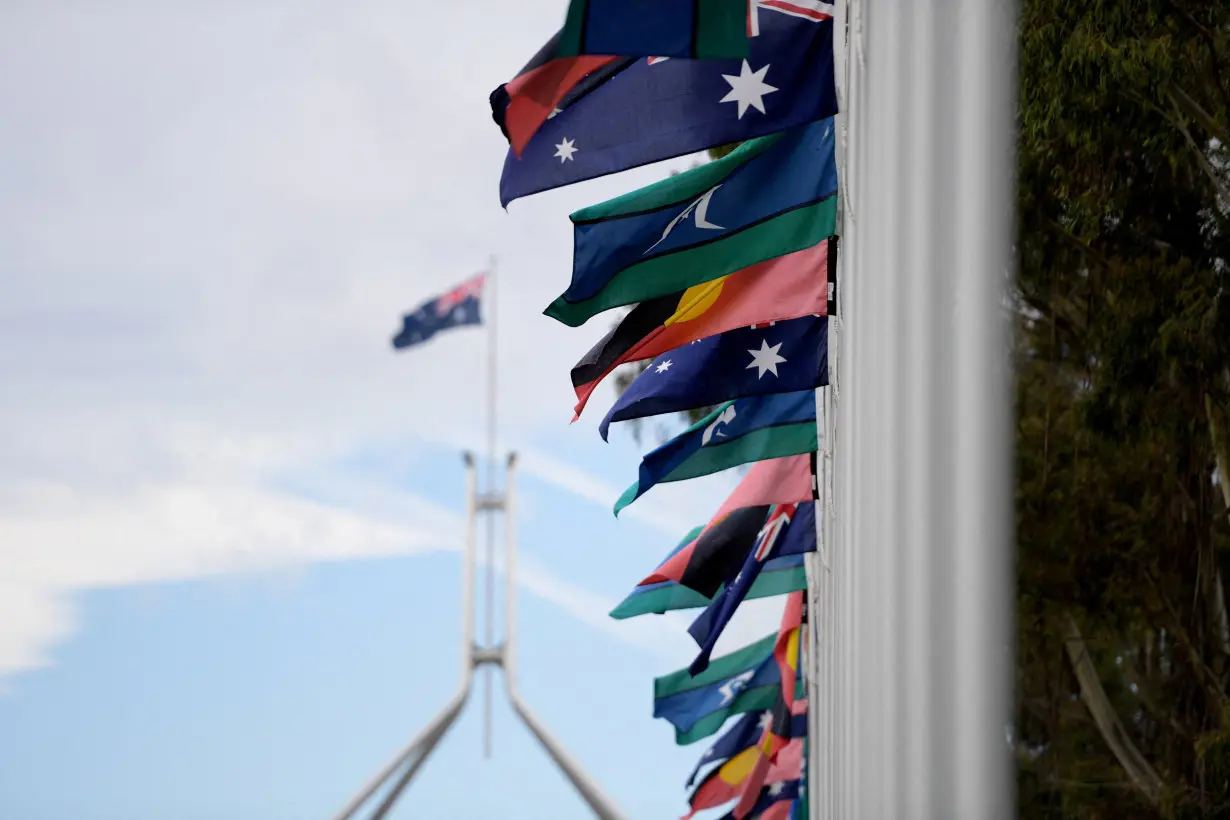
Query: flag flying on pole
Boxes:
[
  {"xmin": 731, "ymin": 590, "xmax": 805, "ymax": 818},
  {"xmin": 609, "ymin": 550, "xmax": 806, "ymax": 619},
  {"xmin": 489, "ymin": 39, "xmax": 625, "ymax": 160},
  {"xmin": 498, "ymin": 5, "xmax": 836, "ymax": 206},
  {"xmin": 599, "ymin": 315, "xmax": 829, "ymax": 442},
  {"xmin": 688, "ymin": 503, "xmax": 816, "ymax": 674},
  {"xmin": 613, "ymin": 391, "xmax": 817, "ymax": 516},
  {"xmin": 390, "ymin": 274, "xmax": 485, "ymax": 350},
  {"xmin": 547, "ymin": 120, "xmax": 837, "ymax": 327},
  {"xmin": 705, "ymin": 453, "xmax": 818, "ymax": 530},
  {"xmin": 490, "ymin": 0, "xmax": 757, "ymax": 157},
  {"xmin": 558, "ymin": 0, "xmax": 751, "ymax": 60},
  {"xmin": 653, "ymin": 632, "xmax": 806, "ymax": 745},
  {"xmin": 570, "ymin": 237, "xmax": 835, "ymax": 420},
  {"xmin": 685, "ymin": 700, "xmax": 809, "ymax": 789},
  {"xmin": 638, "ymin": 506, "xmax": 772, "ymax": 598},
  {"xmin": 684, "ymin": 736, "xmax": 803, "ymax": 818}
]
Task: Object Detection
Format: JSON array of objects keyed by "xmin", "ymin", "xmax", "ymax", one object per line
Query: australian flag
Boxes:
[
  {"xmin": 391, "ymin": 274, "xmax": 485, "ymax": 350},
  {"xmin": 499, "ymin": 1, "xmax": 837, "ymax": 206}
]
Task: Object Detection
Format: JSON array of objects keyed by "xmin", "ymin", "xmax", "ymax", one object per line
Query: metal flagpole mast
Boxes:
[
  {"xmin": 484, "ymin": 255, "xmax": 497, "ymax": 760},
  {"xmin": 331, "ymin": 259, "xmax": 628, "ymax": 820},
  {"xmin": 829, "ymin": 0, "xmax": 1017, "ymax": 816}
]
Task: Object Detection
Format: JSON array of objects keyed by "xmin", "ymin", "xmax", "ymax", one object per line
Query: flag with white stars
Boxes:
[
  {"xmin": 599, "ymin": 315, "xmax": 828, "ymax": 442},
  {"xmin": 390, "ymin": 273, "xmax": 485, "ymax": 350},
  {"xmin": 612, "ymin": 390, "xmax": 818, "ymax": 517},
  {"xmin": 498, "ymin": 5, "xmax": 836, "ymax": 207}
]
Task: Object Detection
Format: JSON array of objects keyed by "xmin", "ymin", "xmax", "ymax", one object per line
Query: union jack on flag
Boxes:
[{"xmin": 434, "ymin": 273, "xmax": 486, "ymax": 316}]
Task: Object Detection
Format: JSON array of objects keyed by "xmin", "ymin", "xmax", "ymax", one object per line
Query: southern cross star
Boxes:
[
  {"xmin": 720, "ymin": 60, "xmax": 777, "ymax": 119},
  {"xmin": 747, "ymin": 339, "xmax": 787, "ymax": 378},
  {"xmin": 758, "ymin": 710, "xmax": 774, "ymax": 731},
  {"xmin": 554, "ymin": 137, "xmax": 578, "ymax": 162},
  {"xmin": 655, "ymin": 359, "xmax": 673, "ymax": 373},
  {"xmin": 768, "ymin": 781, "xmax": 786, "ymax": 797}
]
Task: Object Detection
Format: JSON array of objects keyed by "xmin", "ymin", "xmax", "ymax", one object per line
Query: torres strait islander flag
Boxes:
[
  {"xmin": 548, "ymin": 120, "xmax": 837, "ymax": 327},
  {"xmin": 613, "ymin": 391, "xmax": 817, "ymax": 516},
  {"xmin": 653, "ymin": 632, "xmax": 807, "ymax": 746},
  {"xmin": 569, "ymin": 237, "xmax": 836, "ymax": 421},
  {"xmin": 497, "ymin": 2, "xmax": 836, "ymax": 206}
]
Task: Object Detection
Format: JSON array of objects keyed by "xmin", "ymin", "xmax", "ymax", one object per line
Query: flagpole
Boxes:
[{"xmin": 484, "ymin": 255, "xmax": 498, "ymax": 760}]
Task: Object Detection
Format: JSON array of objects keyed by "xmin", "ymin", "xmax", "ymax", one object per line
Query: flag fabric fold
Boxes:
[
  {"xmin": 714, "ymin": 778, "xmax": 802, "ymax": 820},
  {"xmin": 653, "ymin": 631, "xmax": 805, "ymax": 745},
  {"xmin": 731, "ymin": 590, "xmax": 806, "ymax": 817},
  {"xmin": 688, "ymin": 503, "xmax": 816, "ymax": 674},
  {"xmin": 700, "ymin": 453, "xmax": 819, "ymax": 537},
  {"xmin": 609, "ymin": 551, "xmax": 806, "ymax": 619},
  {"xmin": 599, "ymin": 315, "xmax": 829, "ymax": 442},
  {"xmin": 684, "ymin": 736, "xmax": 803, "ymax": 818},
  {"xmin": 499, "ymin": 7, "xmax": 836, "ymax": 206},
  {"xmin": 548, "ymin": 120, "xmax": 837, "ymax": 327},
  {"xmin": 558, "ymin": 0, "xmax": 751, "ymax": 60},
  {"xmin": 391, "ymin": 274, "xmax": 485, "ymax": 350},
  {"xmin": 685, "ymin": 700, "xmax": 809, "ymax": 789},
  {"xmin": 614, "ymin": 390, "xmax": 817, "ymax": 516},
  {"xmin": 570, "ymin": 237, "xmax": 835, "ymax": 420},
  {"xmin": 639, "ymin": 505, "xmax": 772, "ymax": 598}
]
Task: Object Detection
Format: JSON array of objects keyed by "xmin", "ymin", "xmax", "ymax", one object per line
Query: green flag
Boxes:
[
  {"xmin": 654, "ymin": 632, "xmax": 807, "ymax": 746},
  {"xmin": 546, "ymin": 120, "xmax": 838, "ymax": 327},
  {"xmin": 558, "ymin": 0, "xmax": 749, "ymax": 60},
  {"xmin": 614, "ymin": 391, "xmax": 817, "ymax": 516}
]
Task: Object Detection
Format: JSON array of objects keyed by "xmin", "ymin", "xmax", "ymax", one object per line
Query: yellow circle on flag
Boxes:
[{"xmin": 665, "ymin": 276, "xmax": 727, "ymax": 326}]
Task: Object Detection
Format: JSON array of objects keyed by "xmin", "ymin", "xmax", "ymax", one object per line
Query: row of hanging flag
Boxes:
[{"xmin": 394, "ymin": 1, "xmax": 839, "ymax": 816}]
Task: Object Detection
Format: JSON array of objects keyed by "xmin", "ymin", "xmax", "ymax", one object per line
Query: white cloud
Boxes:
[{"xmin": 0, "ymin": 0, "xmax": 772, "ymax": 690}]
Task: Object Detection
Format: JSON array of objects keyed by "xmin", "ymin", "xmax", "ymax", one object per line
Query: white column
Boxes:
[{"xmin": 830, "ymin": 0, "xmax": 1017, "ymax": 815}]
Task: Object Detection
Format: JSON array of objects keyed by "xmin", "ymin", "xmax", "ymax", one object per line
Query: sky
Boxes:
[{"xmin": 0, "ymin": 3, "xmax": 786, "ymax": 818}]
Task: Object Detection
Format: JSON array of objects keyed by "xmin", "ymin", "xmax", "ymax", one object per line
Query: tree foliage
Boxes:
[{"xmin": 1015, "ymin": 1, "xmax": 1230, "ymax": 815}]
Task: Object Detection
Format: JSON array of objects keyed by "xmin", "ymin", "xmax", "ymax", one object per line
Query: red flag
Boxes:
[{"xmin": 733, "ymin": 590, "xmax": 805, "ymax": 818}]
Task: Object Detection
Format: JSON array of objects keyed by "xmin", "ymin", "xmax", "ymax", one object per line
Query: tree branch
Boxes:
[{"xmin": 1062, "ymin": 612, "xmax": 1166, "ymax": 804}]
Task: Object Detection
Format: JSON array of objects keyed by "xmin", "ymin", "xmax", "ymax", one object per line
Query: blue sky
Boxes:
[{"xmin": 0, "ymin": 3, "xmax": 785, "ymax": 817}]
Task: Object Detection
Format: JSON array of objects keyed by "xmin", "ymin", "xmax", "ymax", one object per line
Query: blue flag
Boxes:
[
  {"xmin": 599, "ymin": 316, "xmax": 829, "ymax": 442},
  {"xmin": 688, "ymin": 503, "xmax": 816, "ymax": 674},
  {"xmin": 685, "ymin": 707, "xmax": 810, "ymax": 788},
  {"xmin": 391, "ymin": 274, "xmax": 485, "ymax": 350},
  {"xmin": 562, "ymin": 120, "xmax": 836, "ymax": 310},
  {"xmin": 614, "ymin": 390, "xmax": 818, "ymax": 516},
  {"xmin": 499, "ymin": 7, "xmax": 837, "ymax": 207}
]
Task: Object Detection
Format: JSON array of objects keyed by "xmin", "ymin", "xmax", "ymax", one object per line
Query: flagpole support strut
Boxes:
[{"xmin": 329, "ymin": 451, "xmax": 628, "ymax": 820}]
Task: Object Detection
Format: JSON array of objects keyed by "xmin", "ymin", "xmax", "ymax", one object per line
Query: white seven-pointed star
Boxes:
[
  {"xmin": 720, "ymin": 60, "xmax": 778, "ymax": 118},
  {"xmin": 655, "ymin": 359, "xmax": 673, "ymax": 374},
  {"xmin": 768, "ymin": 781, "xmax": 785, "ymax": 797},
  {"xmin": 548, "ymin": 107, "xmax": 563, "ymax": 119},
  {"xmin": 747, "ymin": 339, "xmax": 787, "ymax": 378},
  {"xmin": 554, "ymin": 137, "xmax": 578, "ymax": 162},
  {"xmin": 758, "ymin": 710, "xmax": 774, "ymax": 731}
]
